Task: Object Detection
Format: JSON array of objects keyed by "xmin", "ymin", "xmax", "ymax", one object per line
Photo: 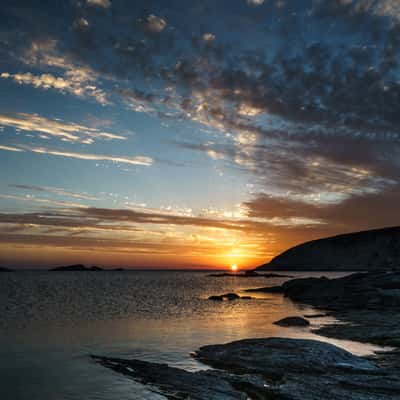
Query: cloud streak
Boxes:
[
  {"xmin": 0, "ymin": 113, "xmax": 126, "ymax": 144},
  {"xmin": 0, "ymin": 144, "xmax": 153, "ymax": 166}
]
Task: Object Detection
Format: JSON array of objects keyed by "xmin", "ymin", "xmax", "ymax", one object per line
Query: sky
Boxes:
[{"xmin": 1, "ymin": 0, "xmax": 400, "ymax": 269}]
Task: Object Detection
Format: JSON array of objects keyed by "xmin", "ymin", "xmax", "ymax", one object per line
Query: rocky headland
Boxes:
[{"xmin": 257, "ymin": 226, "xmax": 400, "ymax": 271}]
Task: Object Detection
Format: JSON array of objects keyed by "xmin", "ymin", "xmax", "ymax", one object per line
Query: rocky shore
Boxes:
[
  {"xmin": 247, "ymin": 271, "xmax": 400, "ymax": 348},
  {"xmin": 93, "ymin": 271, "xmax": 400, "ymax": 399}
]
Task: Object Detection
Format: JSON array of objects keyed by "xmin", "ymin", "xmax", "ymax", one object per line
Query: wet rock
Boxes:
[
  {"xmin": 92, "ymin": 355, "xmax": 249, "ymax": 400},
  {"xmin": 93, "ymin": 338, "xmax": 400, "ymax": 400},
  {"xmin": 195, "ymin": 338, "xmax": 376, "ymax": 376},
  {"xmin": 208, "ymin": 295, "xmax": 224, "ymax": 301},
  {"xmin": 304, "ymin": 313, "xmax": 327, "ymax": 318},
  {"xmin": 249, "ymin": 271, "xmax": 400, "ymax": 350},
  {"xmin": 208, "ymin": 293, "xmax": 242, "ymax": 301},
  {"xmin": 274, "ymin": 316, "xmax": 310, "ymax": 327}
]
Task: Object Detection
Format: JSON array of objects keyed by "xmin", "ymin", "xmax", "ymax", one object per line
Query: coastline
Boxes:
[{"xmin": 93, "ymin": 271, "xmax": 400, "ymax": 399}]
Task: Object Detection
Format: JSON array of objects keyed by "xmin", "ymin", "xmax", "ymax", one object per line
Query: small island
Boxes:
[
  {"xmin": 208, "ymin": 270, "xmax": 293, "ymax": 278},
  {"xmin": 50, "ymin": 264, "xmax": 104, "ymax": 272},
  {"xmin": 0, "ymin": 267, "xmax": 13, "ymax": 272}
]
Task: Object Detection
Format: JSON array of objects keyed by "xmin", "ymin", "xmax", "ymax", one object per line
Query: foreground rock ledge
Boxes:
[{"xmin": 92, "ymin": 337, "xmax": 400, "ymax": 400}]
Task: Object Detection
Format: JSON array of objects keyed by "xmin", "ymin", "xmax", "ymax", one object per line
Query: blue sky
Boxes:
[{"xmin": 1, "ymin": 0, "xmax": 400, "ymax": 268}]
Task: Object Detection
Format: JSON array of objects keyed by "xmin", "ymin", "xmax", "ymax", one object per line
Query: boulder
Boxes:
[{"xmin": 274, "ymin": 316, "xmax": 310, "ymax": 327}]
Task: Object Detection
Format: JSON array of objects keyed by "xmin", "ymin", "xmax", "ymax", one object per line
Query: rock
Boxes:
[
  {"xmin": 379, "ymin": 289, "xmax": 400, "ymax": 307},
  {"xmin": 274, "ymin": 316, "xmax": 310, "ymax": 327},
  {"xmin": 262, "ymin": 273, "xmax": 294, "ymax": 278},
  {"xmin": 224, "ymin": 292, "xmax": 240, "ymax": 300},
  {"xmin": 195, "ymin": 338, "xmax": 376, "ymax": 376},
  {"xmin": 208, "ymin": 295, "xmax": 224, "ymax": 301},
  {"xmin": 208, "ymin": 293, "xmax": 251, "ymax": 301},
  {"xmin": 245, "ymin": 285, "xmax": 284, "ymax": 293},
  {"xmin": 50, "ymin": 264, "xmax": 104, "ymax": 271},
  {"xmin": 92, "ymin": 355, "xmax": 249, "ymax": 400},
  {"xmin": 89, "ymin": 266, "xmax": 104, "ymax": 271},
  {"xmin": 304, "ymin": 313, "xmax": 327, "ymax": 318},
  {"xmin": 257, "ymin": 226, "xmax": 400, "ymax": 271},
  {"xmin": 248, "ymin": 271, "xmax": 400, "ymax": 349},
  {"xmin": 93, "ymin": 338, "xmax": 400, "ymax": 400}
]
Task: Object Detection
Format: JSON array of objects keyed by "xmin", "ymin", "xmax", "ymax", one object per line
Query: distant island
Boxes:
[
  {"xmin": 50, "ymin": 264, "xmax": 104, "ymax": 272},
  {"xmin": 0, "ymin": 267, "xmax": 13, "ymax": 272},
  {"xmin": 49, "ymin": 264, "xmax": 126, "ymax": 271},
  {"xmin": 257, "ymin": 226, "xmax": 400, "ymax": 271},
  {"xmin": 208, "ymin": 271, "xmax": 293, "ymax": 278}
]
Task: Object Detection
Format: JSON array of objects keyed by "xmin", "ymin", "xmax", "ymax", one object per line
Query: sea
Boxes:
[{"xmin": 0, "ymin": 270, "xmax": 384, "ymax": 400}]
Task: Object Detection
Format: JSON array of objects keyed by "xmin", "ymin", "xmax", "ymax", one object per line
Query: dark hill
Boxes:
[{"xmin": 257, "ymin": 227, "xmax": 400, "ymax": 271}]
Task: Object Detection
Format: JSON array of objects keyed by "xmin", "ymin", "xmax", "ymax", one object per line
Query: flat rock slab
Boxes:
[{"xmin": 93, "ymin": 338, "xmax": 400, "ymax": 400}]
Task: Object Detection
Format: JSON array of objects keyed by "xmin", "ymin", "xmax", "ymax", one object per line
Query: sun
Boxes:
[{"xmin": 231, "ymin": 263, "xmax": 238, "ymax": 272}]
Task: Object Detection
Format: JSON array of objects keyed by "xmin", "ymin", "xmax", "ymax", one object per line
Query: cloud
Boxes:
[
  {"xmin": 145, "ymin": 14, "xmax": 167, "ymax": 34},
  {"xmin": 247, "ymin": 0, "xmax": 265, "ymax": 5},
  {"xmin": 0, "ymin": 145, "xmax": 24, "ymax": 152},
  {"xmin": 73, "ymin": 17, "xmax": 90, "ymax": 31},
  {"xmin": 0, "ymin": 113, "xmax": 125, "ymax": 144},
  {"xmin": 28, "ymin": 146, "xmax": 153, "ymax": 166},
  {"xmin": 1, "ymin": 71, "xmax": 107, "ymax": 104},
  {"xmin": 244, "ymin": 186, "xmax": 400, "ymax": 232},
  {"xmin": 9, "ymin": 184, "xmax": 99, "ymax": 201},
  {"xmin": 202, "ymin": 33, "xmax": 216, "ymax": 42},
  {"xmin": 0, "ymin": 143, "xmax": 153, "ymax": 166},
  {"xmin": 86, "ymin": 0, "xmax": 111, "ymax": 9}
]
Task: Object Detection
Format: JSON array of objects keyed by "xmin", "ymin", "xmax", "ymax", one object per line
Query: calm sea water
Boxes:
[{"xmin": 0, "ymin": 270, "xmax": 383, "ymax": 400}]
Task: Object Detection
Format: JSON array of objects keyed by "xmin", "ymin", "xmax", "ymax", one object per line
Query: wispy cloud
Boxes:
[
  {"xmin": 9, "ymin": 184, "xmax": 99, "ymax": 201},
  {"xmin": 28, "ymin": 146, "xmax": 153, "ymax": 166},
  {"xmin": 0, "ymin": 145, "xmax": 24, "ymax": 152},
  {"xmin": 0, "ymin": 143, "xmax": 153, "ymax": 166},
  {"xmin": 0, "ymin": 113, "xmax": 126, "ymax": 144}
]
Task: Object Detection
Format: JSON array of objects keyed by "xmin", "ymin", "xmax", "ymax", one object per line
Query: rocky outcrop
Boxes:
[
  {"xmin": 93, "ymin": 338, "xmax": 400, "ymax": 400},
  {"xmin": 208, "ymin": 293, "xmax": 251, "ymax": 301},
  {"xmin": 274, "ymin": 316, "xmax": 310, "ymax": 327},
  {"xmin": 257, "ymin": 226, "xmax": 400, "ymax": 271},
  {"xmin": 248, "ymin": 271, "xmax": 400, "ymax": 347}
]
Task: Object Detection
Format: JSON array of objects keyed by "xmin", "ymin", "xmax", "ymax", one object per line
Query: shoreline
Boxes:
[{"xmin": 93, "ymin": 271, "xmax": 400, "ymax": 399}]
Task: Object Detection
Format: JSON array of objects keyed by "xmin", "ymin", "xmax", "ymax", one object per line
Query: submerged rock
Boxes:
[
  {"xmin": 93, "ymin": 338, "xmax": 400, "ymax": 400},
  {"xmin": 274, "ymin": 316, "xmax": 310, "ymax": 327}
]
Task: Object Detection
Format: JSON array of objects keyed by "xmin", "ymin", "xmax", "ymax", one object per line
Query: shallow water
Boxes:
[{"xmin": 0, "ymin": 270, "xmax": 383, "ymax": 400}]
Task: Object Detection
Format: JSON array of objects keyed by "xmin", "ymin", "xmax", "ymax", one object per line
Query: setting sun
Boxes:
[{"xmin": 231, "ymin": 264, "xmax": 238, "ymax": 272}]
